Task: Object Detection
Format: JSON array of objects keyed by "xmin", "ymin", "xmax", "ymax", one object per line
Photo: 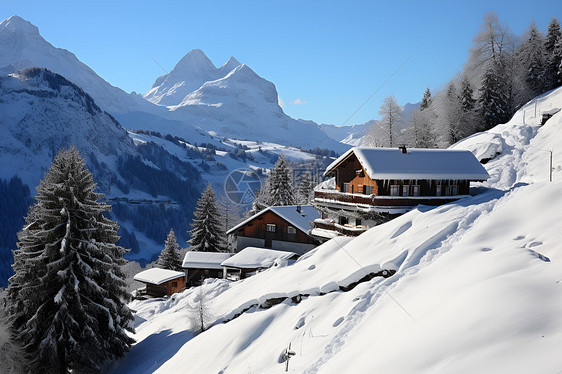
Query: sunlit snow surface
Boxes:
[{"xmin": 106, "ymin": 87, "xmax": 562, "ymax": 373}]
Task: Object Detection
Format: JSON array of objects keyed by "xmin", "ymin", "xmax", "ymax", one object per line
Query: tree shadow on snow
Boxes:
[{"xmin": 104, "ymin": 329, "xmax": 193, "ymax": 373}]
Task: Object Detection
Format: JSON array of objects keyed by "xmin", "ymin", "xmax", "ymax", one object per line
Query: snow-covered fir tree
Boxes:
[
  {"xmin": 156, "ymin": 228, "xmax": 183, "ymax": 271},
  {"xmin": 410, "ymin": 89, "xmax": 435, "ymax": 148},
  {"xmin": 545, "ymin": 17, "xmax": 562, "ymax": 89},
  {"xmin": 188, "ymin": 183, "xmax": 226, "ymax": 252},
  {"xmin": 478, "ymin": 61, "xmax": 512, "ymax": 130},
  {"xmin": 459, "ymin": 76, "xmax": 477, "ymax": 113},
  {"xmin": 296, "ymin": 171, "xmax": 315, "ymax": 205},
  {"xmin": 6, "ymin": 147, "xmax": 134, "ymax": 373},
  {"xmin": 420, "ymin": 88, "xmax": 432, "ymax": 110},
  {"xmin": 262, "ymin": 155, "xmax": 296, "ymax": 206},
  {"xmin": 457, "ymin": 76, "xmax": 478, "ymax": 138},
  {"xmin": 517, "ymin": 21, "xmax": 547, "ymax": 97}
]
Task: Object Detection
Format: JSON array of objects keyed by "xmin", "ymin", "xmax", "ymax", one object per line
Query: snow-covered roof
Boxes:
[
  {"xmin": 182, "ymin": 251, "xmax": 234, "ymax": 269},
  {"xmin": 221, "ymin": 247, "xmax": 297, "ymax": 269},
  {"xmin": 226, "ymin": 205, "xmax": 320, "ymax": 235},
  {"xmin": 133, "ymin": 268, "xmax": 185, "ymax": 285},
  {"xmin": 324, "ymin": 147, "xmax": 490, "ymax": 181}
]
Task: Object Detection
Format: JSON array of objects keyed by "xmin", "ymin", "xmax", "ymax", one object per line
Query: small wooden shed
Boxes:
[
  {"xmin": 133, "ymin": 268, "xmax": 186, "ymax": 297},
  {"xmin": 182, "ymin": 251, "xmax": 234, "ymax": 287}
]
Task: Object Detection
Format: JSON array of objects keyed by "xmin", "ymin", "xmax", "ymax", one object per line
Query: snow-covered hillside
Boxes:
[
  {"xmin": 319, "ymin": 121, "xmax": 374, "ymax": 146},
  {"xmin": 0, "ymin": 67, "xmax": 135, "ymax": 188},
  {"xmin": 0, "ymin": 67, "xmax": 209, "ymax": 272},
  {"xmin": 106, "ymin": 87, "xmax": 562, "ymax": 373}
]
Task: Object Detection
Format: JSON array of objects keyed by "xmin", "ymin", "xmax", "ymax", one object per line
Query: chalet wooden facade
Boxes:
[
  {"xmin": 226, "ymin": 205, "xmax": 321, "ymax": 255},
  {"xmin": 133, "ymin": 268, "xmax": 186, "ymax": 297},
  {"xmin": 312, "ymin": 146, "xmax": 489, "ymax": 239}
]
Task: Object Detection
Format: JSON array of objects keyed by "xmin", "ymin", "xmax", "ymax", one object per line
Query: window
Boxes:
[
  {"xmin": 339, "ymin": 216, "xmax": 348, "ymax": 225},
  {"xmin": 266, "ymin": 224, "xmax": 276, "ymax": 232},
  {"xmin": 355, "ymin": 218, "xmax": 362, "ymax": 226},
  {"xmin": 342, "ymin": 182, "xmax": 349, "ymax": 193},
  {"xmin": 390, "ymin": 185, "xmax": 399, "ymax": 196},
  {"xmin": 288, "ymin": 226, "xmax": 296, "ymax": 235},
  {"xmin": 412, "ymin": 185, "xmax": 420, "ymax": 196},
  {"xmin": 171, "ymin": 281, "xmax": 177, "ymax": 287},
  {"xmin": 364, "ymin": 185, "xmax": 372, "ymax": 195},
  {"xmin": 451, "ymin": 185, "xmax": 458, "ymax": 195},
  {"xmin": 402, "ymin": 185, "xmax": 410, "ymax": 196}
]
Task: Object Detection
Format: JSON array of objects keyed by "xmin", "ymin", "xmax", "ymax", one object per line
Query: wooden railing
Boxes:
[
  {"xmin": 313, "ymin": 221, "xmax": 366, "ymax": 237},
  {"xmin": 314, "ymin": 190, "xmax": 459, "ymax": 207}
]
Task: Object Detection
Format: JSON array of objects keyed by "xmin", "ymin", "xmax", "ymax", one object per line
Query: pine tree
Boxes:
[
  {"xmin": 420, "ymin": 88, "xmax": 432, "ymax": 110},
  {"xmin": 296, "ymin": 172, "xmax": 315, "ymax": 205},
  {"xmin": 545, "ymin": 17, "xmax": 562, "ymax": 89},
  {"xmin": 188, "ymin": 183, "xmax": 225, "ymax": 252},
  {"xmin": 156, "ymin": 229, "xmax": 183, "ymax": 271},
  {"xmin": 478, "ymin": 62, "xmax": 511, "ymax": 130},
  {"xmin": 6, "ymin": 148, "xmax": 134, "ymax": 373},
  {"xmin": 263, "ymin": 155, "xmax": 295, "ymax": 206},
  {"xmin": 517, "ymin": 21, "xmax": 547, "ymax": 97},
  {"xmin": 459, "ymin": 76, "xmax": 476, "ymax": 113},
  {"xmin": 457, "ymin": 76, "xmax": 478, "ymax": 138}
]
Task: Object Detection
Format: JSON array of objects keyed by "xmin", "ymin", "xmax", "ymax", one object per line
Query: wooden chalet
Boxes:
[
  {"xmin": 133, "ymin": 268, "xmax": 185, "ymax": 297},
  {"xmin": 226, "ymin": 205, "xmax": 321, "ymax": 255},
  {"xmin": 221, "ymin": 247, "xmax": 299, "ymax": 280},
  {"xmin": 182, "ymin": 251, "xmax": 234, "ymax": 287},
  {"xmin": 312, "ymin": 146, "xmax": 489, "ymax": 239}
]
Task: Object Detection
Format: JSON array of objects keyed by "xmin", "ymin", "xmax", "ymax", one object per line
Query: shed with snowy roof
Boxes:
[
  {"xmin": 133, "ymin": 268, "xmax": 185, "ymax": 297},
  {"xmin": 221, "ymin": 247, "xmax": 298, "ymax": 280},
  {"xmin": 182, "ymin": 251, "xmax": 234, "ymax": 287},
  {"xmin": 226, "ymin": 205, "xmax": 321, "ymax": 254}
]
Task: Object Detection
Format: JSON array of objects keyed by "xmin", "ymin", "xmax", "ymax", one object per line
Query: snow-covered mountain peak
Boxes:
[
  {"xmin": 177, "ymin": 63, "xmax": 278, "ymax": 107},
  {"xmin": 219, "ymin": 56, "xmax": 242, "ymax": 74},
  {"xmin": 170, "ymin": 49, "xmax": 217, "ymax": 76},
  {"xmin": 144, "ymin": 49, "xmax": 222, "ymax": 106},
  {"xmin": 0, "ymin": 15, "xmax": 160, "ymax": 116},
  {"xmin": 0, "ymin": 15, "xmax": 40, "ymax": 37}
]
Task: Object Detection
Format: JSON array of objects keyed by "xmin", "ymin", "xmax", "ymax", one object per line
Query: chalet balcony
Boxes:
[
  {"xmin": 314, "ymin": 190, "xmax": 464, "ymax": 211},
  {"xmin": 311, "ymin": 219, "xmax": 367, "ymax": 237}
]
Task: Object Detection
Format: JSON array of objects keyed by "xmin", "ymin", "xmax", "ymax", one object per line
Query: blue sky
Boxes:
[{"xmin": 1, "ymin": 1, "xmax": 559, "ymax": 125}]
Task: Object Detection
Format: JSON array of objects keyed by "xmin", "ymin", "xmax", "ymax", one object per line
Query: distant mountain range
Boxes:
[
  {"xmin": 0, "ymin": 15, "xmax": 348, "ymax": 152},
  {"xmin": 0, "ymin": 15, "xmax": 354, "ymax": 285}
]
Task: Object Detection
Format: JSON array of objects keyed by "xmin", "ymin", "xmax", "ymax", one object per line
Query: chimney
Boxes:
[
  {"xmin": 296, "ymin": 205, "xmax": 301, "ymax": 214},
  {"xmin": 399, "ymin": 145, "xmax": 407, "ymax": 154}
]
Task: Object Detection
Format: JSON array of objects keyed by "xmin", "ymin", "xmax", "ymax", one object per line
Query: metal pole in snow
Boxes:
[{"xmin": 550, "ymin": 150, "xmax": 553, "ymax": 183}]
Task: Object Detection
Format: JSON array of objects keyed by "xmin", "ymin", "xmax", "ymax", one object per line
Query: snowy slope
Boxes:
[
  {"xmin": 319, "ymin": 120, "xmax": 374, "ymax": 146},
  {"xmin": 0, "ymin": 15, "xmax": 159, "ymax": 116},
  {"xmin": 0, "ymin": 67, "xmax": 206, "ymax": 269},
  {"xmin": 0, "ymin": 67, "xmax": 135, "ymax": 188},
  {"xmin": 107, "ymin": 87, "xmax": 562, "ymax": 373}
]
